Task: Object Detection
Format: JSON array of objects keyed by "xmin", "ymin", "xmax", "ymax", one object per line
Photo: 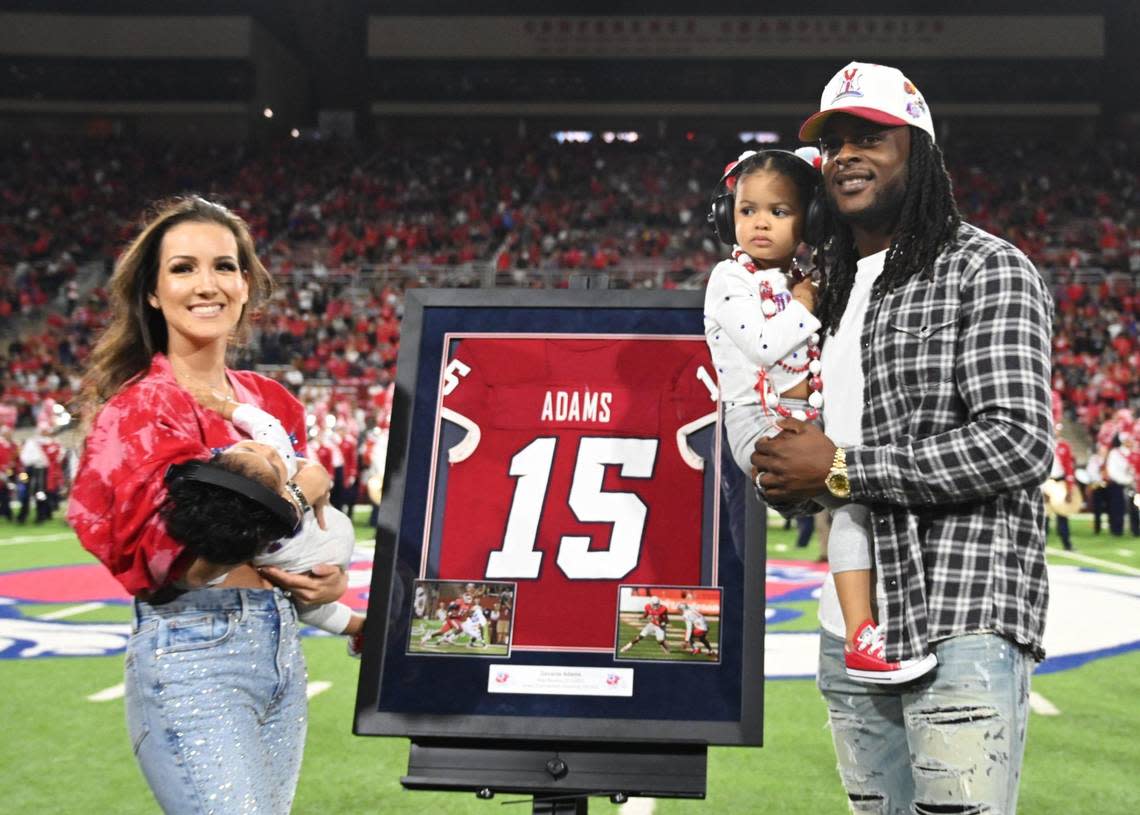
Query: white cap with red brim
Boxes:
[{"xmin": 799, "ymin": 61, "xmax": 935, "ymax": 143}]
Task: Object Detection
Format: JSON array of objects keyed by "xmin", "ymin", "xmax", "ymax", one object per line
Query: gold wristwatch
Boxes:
[{"xmin": 825, "ymin": 446, "xmax": 851, "ymax": 499}]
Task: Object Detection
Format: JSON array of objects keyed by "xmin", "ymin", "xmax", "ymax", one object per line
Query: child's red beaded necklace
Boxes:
[{"xmin": 732, "ymin": 247, "xmax": 824, "ymax": 422}]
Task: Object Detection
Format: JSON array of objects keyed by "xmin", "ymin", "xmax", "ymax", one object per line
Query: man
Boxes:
[
  {"xmin": 619, "ymin": 595, "xmax": 670, "ymax": 654},
  {"xmin": 678, "ymin": 602, "xmax": 716, "ymax": 657},
  {"xmin": 753, "ymin": 62, "xmax": 1052, "ymax": 814},
  {"xmin": 0, "ymin": 425, "xmax": 18, "ymax": 521},
  {"xmin": 17, "ymin": 422, "xmax": 52, "ymax": 524}
]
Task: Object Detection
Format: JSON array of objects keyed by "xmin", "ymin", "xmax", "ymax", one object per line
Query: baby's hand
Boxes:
[{"xmin": 791, "ymin": 276, "xmax": 818, "ymax": 313}]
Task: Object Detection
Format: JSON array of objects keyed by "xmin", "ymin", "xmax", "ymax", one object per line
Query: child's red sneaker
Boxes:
[
  {"xmin": 347, "ymin": 632, "xmax": 365, "ymax": 659},
  {"xmin": 845, "ymin": 619, "xmax": 936, "ymax": 684}
]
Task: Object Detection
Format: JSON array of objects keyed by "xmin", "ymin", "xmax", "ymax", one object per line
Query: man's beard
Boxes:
[{"xmin": 826, "ymin": 172, "xmax": 908, "ymax": 234}]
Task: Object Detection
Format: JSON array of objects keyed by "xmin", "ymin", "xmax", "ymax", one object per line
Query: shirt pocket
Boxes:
[{"xmin": 888, "ymin": 316, "xmax": 957, "ymax": 393}]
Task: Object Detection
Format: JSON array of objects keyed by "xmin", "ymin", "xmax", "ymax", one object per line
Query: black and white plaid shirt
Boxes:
[{"xmin": 848, "ymin": 222, "xmax": 1053, "ymax": 661}]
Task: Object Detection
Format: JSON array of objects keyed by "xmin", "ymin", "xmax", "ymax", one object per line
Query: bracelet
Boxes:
[{"xmin": 283, "ymin": 480, "xmax": 311, "ymax": 516}]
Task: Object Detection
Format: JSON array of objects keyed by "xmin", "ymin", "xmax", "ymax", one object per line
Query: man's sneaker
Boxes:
[
  {"xmin": 845, "ymin": 619, "xmax": 937, "ymax": 684},
  {"xmin": 347, "ymin": 632, "xmax": 365, "ymax": 659}
]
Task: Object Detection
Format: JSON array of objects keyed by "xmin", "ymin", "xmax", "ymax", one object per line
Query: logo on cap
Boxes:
[
  {"xmin": 906, "ymin": 99, "xmax": 928, "ymax": 121},
  {"xmin": 832, "ymin": 67, "xmax": 863, "ymax": 102}
]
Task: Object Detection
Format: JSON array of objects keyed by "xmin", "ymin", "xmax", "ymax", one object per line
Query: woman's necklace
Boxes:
[
  {"xmin": 733, "ymin": 247, "xmax": 824, "ymax": 422},
  {"xmin": 171, "ymin": 360, "xmax": 234, "ymax": 401}
]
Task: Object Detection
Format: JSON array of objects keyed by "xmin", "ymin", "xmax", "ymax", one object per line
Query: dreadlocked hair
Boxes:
[{"xmin": 816, "ymin": 129, "xmax": 961, "ymax": 334}]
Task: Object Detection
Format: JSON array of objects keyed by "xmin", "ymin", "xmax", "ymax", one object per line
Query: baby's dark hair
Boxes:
[
  {"xmin": 734, "ymin": 151, "xmax": 821, "ymax": 220},
  {"xmin": 160, "ymin": 454, "xmax": 296, "ymax": 565}
]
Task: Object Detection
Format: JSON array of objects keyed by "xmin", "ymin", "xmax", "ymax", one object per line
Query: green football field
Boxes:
[{"xmin": 1, "ymin": 514, "xmax": 1138, "ymax": 814}]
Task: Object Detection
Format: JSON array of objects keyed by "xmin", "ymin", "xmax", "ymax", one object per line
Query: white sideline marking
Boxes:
[
  {"xmin": 1116, "ymin": 549, "xmax": 1134, "ymax": 558},
  {"xmin": 1029, "ymin": 691, "xmax": 1060, "ymax": 716},
  {"xmin": 1046, "ymin": 547, "xmax": 1140, "ymax": 576},
  {"xmin": 619, "ymin": 798, "xmax": 655, "ymax": 814},
  {"xmin": 88, "ymin": 683, "xmax": 125, "ymax": 702},
  {"xmin": 306, "ymin": 681, "xmax": 332, "ymax": 699},
  {"xmin": 38, "ymin": 602, "xmax": 105, "ymax": 620},
  {"xmin": 773, "ymin": 543, "xmax": 788, "ymax": 552},
  {"xmin": 0, "ymin": 532, "xmax": 77, "ymax": 546}
]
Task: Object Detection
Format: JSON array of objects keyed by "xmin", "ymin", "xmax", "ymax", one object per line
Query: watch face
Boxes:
[{"xmin": 826, "ymin": 473, "xmax": 850, "ymax": 498}]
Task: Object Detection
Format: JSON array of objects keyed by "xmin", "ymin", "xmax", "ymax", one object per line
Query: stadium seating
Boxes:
[{"xmin": 1, "ymin": 132, "xmax": 1136, "ymax": 457}]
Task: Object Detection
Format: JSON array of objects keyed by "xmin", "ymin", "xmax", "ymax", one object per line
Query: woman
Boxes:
[{"xmin": 68, "ymin": 196, "xmax": 347, "ymax": 813}]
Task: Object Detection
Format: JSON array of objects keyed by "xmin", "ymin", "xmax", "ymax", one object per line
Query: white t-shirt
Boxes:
[
  {"xmin": 1105, "ymin": 447, "xmax": 1134, "ymax": 487},
  {"xmin": 817, "ymin": 250, "xmax": 885, "ymax": 639},
  {"xmin": 231, "ymin": 403, "xmax": 299, "ymax": 478}
]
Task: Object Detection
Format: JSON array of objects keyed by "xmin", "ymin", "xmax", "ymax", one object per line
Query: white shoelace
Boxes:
[{"xmin": 856, "ymin": 623, "xmax": 886, "ymax": 659}]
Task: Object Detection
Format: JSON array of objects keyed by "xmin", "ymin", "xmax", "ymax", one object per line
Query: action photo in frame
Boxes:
[
  {"xmin": 407, "ymin": 579, "xmax": 515, "ymax": 657},
  {"xmin": 354, "ymin": 289, "xmax": 766, "ymax": 746},
  {"xmin": 615, "ymin": 586, "xmax": 722, "ymax": 663}
]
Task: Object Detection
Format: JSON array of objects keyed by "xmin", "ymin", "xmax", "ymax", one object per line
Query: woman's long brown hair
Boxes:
[{"xmin": 77, "ymin": 196, "xmax": 274, "ymax": 425}]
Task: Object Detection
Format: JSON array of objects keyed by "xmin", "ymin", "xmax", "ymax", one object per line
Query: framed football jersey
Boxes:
[{"xmin": 354, "ymin": 289, "xmax": 766, "ymax": 749}]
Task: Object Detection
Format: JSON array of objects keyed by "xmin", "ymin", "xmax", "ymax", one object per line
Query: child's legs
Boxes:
[
  {"xmin": 723, "ymin": 403, "xmax": 781, "ymax": 477},
  {"xmin": 829, "ymin": 503, "xmax": 875, "ymax": 645}
]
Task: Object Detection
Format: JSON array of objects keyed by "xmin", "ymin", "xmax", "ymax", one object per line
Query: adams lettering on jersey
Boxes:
[
  {"xmin": 419, "ymin": 334, "xmax": 722, "ymax": 654},
  {"xmin": 541, "ymin": 389, "xmax": 613, "ymax": 424}
]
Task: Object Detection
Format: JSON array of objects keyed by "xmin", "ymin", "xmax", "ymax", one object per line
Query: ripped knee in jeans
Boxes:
[
  {"xmin": 829, "ymin": 708, "xmax": 892, "ymax": 814},
  {"xmin": 907, "ymin": 704, "xmax": 1013, "ymax": 815}
]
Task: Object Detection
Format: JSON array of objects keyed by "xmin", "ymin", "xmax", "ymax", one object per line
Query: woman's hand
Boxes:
[{"xmin": 258, "ymin": 563, "xmax": 348, "ymax": 605}]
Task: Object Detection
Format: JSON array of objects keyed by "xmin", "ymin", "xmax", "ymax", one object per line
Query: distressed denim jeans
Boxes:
[
  {"xmin": 125, "ymin": 588, "xmax": 308, "ymax": 814},
  {"xmin": 818, "ymin": 630, "xmax": 1032, "ymax": 815}
]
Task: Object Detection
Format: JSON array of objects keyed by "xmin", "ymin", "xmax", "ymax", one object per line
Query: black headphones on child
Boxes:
[{"xmin": 707, "ymin": 149, "xmax": 828, "ymax": 249}]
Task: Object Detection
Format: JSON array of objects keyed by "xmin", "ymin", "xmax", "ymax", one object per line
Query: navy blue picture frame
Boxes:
[{"xmin": 353, "ymin": 288, "xmax": 765, "ymax": 746}]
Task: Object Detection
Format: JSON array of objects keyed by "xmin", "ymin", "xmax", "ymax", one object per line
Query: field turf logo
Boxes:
[{"xmin": 1, "ymin": 558, "xmax": 1138, "ymax": 674}]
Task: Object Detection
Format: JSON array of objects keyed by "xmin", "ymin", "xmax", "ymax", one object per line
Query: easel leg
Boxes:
[{"xmin": 532, "ymin": 794, "xmax": 589, "ymax": 814}]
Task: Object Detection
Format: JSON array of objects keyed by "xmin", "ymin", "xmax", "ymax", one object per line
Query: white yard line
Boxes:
[
  {"xmin": 1047, "ymin": 547, "xmax": 1140, "ymax": 576},
  {"xmin": 1029, "ymin": 691, "xmax": 1060, "ymax": 716},
  {"xmin": 88, "ymin": 683, "xmax": 125, "ymax": 702},
  {"xmin": 0, "ymin": 532, "xmax": 77, "ymax": 546},
  {"xmin": 38, "ymin": 602, "xmax": 105, "ymax": 620},
  {"xmin": 306, "ymin": 681, "xmax": 332, "ymax": 699},
  {"xmin": 619, "ymin": 797, "xmax": 656, "ymax": 814},
  {"xmin": 1116, "ymin": 549, "xmax": 1134, "ymax": 558}
]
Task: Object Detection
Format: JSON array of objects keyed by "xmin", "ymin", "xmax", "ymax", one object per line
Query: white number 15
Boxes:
[{"xmin": 484, "ymin": 436, "xmax": 658, "ymax": 580}]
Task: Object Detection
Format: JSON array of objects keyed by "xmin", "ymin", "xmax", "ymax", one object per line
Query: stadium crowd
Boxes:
[{"xmin": 1, "ymin": 130, "xmax": 1137, "ymax": 521}]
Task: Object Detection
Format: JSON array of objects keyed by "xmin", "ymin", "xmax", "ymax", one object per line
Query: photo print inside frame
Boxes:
[
  {"xmin": 614, "ymin": 585, "xmax": 722, "ymax": 663},
  {"xmin": 407, "ymin": 579, "xmax": 515, "ymax": 657}
]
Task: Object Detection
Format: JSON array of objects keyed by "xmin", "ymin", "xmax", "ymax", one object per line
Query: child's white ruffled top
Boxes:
[{"xmin": 703, "ymin": 249, "xmax": 821, "ymax": 409}]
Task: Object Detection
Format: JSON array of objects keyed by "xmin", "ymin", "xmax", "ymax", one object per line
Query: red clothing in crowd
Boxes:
[{"xmin": 1054, "ymin": 438, "xmax": 1076, "ymax": 486}]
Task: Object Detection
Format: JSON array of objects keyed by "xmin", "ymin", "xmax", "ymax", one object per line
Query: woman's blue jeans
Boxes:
[{"xmin": 125, "ymin": 588, "xmax": 308, "ymax": 814}]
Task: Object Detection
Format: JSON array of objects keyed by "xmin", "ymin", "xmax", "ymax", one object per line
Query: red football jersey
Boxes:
[
  {"xmin": 424, "ymin": 335, "xmax": 719, "ymax": 651},
  {"xmin": 643, "ymin": 603, "xmax": 669, "ymax": 628}
]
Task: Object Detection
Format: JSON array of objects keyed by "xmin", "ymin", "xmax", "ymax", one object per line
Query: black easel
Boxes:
[{"xmin": 401, "ymin": 738, "xmax": 707, "ymax": 813}]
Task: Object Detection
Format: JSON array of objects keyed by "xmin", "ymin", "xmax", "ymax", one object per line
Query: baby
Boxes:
[{"xmin": 162, "ymin": 385, "xmax": 365, "ymax": 649}]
